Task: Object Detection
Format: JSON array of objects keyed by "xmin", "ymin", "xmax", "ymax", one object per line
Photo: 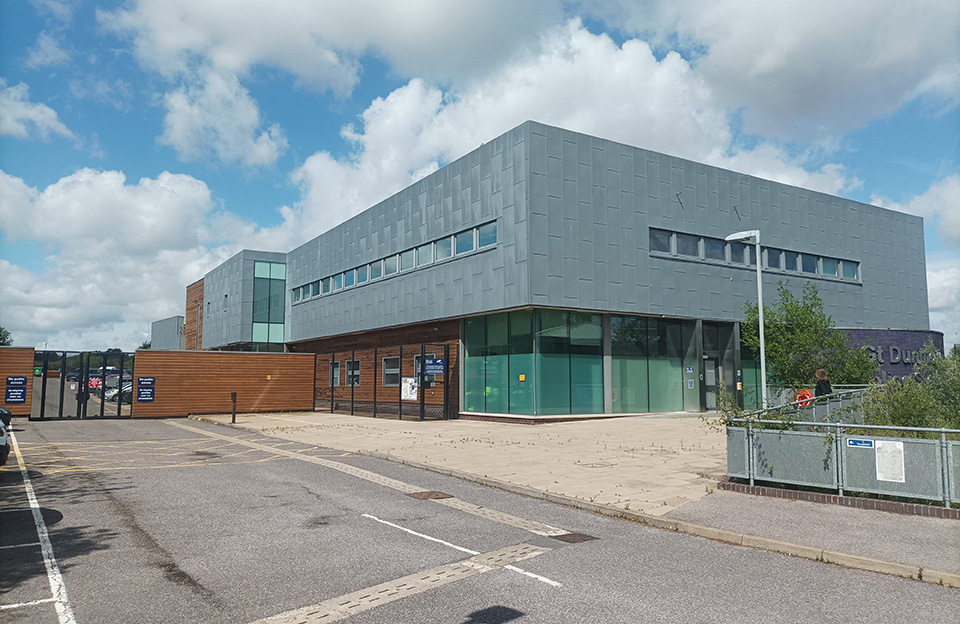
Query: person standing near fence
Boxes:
[{"xmin": 814, "ymin": 368, "xmax": 832, "ymax": 397}]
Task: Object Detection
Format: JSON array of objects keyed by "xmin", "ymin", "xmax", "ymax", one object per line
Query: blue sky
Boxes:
[{"xmin": 1, "ymin": 0, "xmax": 958, "ymax": 350}]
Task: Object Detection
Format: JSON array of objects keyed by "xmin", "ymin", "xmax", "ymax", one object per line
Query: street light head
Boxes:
[{"xmin": 725, "ymin": 229, "xmax": 760, "ymax": 243}]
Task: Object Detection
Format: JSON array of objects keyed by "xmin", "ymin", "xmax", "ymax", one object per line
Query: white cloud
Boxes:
[
  {"xmin": 30, "ymin": 0, "xmax": 78, "ymax": 23},
  {"xmin": 159, "ymin": 69, "xmax": 288, "ymax": 168},
  {"xmin": 271, "ymin": 20, "xmax": 861, "ymax": 250},
  {"xmin": 0, "ymin": 78, "xmax": 74, "ymax": 140},
  {"xmin": 98, "ymin": 0, "xmax": 561, "ymax": 91},
  {"xmin": 926, "ymin": 258, "xmax": 960, "ymax": 350},
  {"xmin": 26, "ymin": 32, "xmax": 70, "ymax": 68},
  {"xmin": 873, "ymin": 174, "xmax": 960, "ymax": 246},
  {"xmin": 582, "ymin": 0, "xmax": 960, "ymax": 139},
  {"xmin": 68, "ymin": 77, "xmax": 134, "ymax": 110},
  {"xmin": 0, "ymin": 169, "xmax": 240, "ymax": 351}
]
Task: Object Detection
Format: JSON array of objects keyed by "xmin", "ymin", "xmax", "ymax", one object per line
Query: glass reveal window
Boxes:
[
  {"xmin": 843, "ymin": 261, "xmax": 859, "ymax": 280},
  {"xmin": 801, "ymin": 254, "xmax": 818, "ymax": 274},
  {"xmin": 675, "ymin": 232, "xmax": 698, "ymax": 256},
  {"xmin": 293, "ymin": 287, "xmax": 301, "ymax": 302},
  {"xmin": 370, "ymin": 260, "xmax": 383, "ymax": 280},
  {"xmin": 254, "ymin": 261, "xmax": 271, "ymax": 278},
  {"xmin": 330, "ymin": 361, "xmax": 340, "ymax": 387},
  {"xmin": 730, "ymin": 242, "xmax": 747, "ymax": 264},
  {"xmin": 704, "ymin": 238, "xmax": 725, "ymax": 260},
  {"xmin": 311, "ymin": 281, "xmax": 320, "ymax": 297},
  {"xmin": 764, "ymin": 248, "xmax": 782, "ymax": 269},
  {"xmin": 783, "ymin": 251, "xmax": 800, "ymax": 271},
  {"xmin": 455, "ymin": 230, "xmax": 474, "ymax": 254},
  {"xmin": 822, "ymin": 257, "xmax": 839, "ymax": 277},
  {"xmin": 435, "ymin": 237, "xmax": 453, "ymax": 260},
  {"xmin": 333, "ymin": 273, "xmax": 343, "ymax": 289},
  {"xmin": 346, "ymin": 360, "xmax": 360, "ymax": 386},
  {"xmin": 417, "ymin": 243, "xmax": 433, "ymax": 266},
  {"xmin": 356, "ymin": 265, "xmax": 368, "ymax": 284},
  {"xmin": 382, "ymin": 356, "xmax": 400, "ymax": 386},
  {"xmin": 344, "ymin": 270, "xmax": 355, "ymax": 287},
  {"xmin": 478, "ymin": 222, "xmax": 497, "ymax": 247},
  {"xmin": 649, "ymin": 228, "xmax": 671, "ymax": 253},
  {"xmin": 384, "ymin": 255, "xmax": 398, "ymax": 275},
  {"xmin": 399, "ymin": 249, "xmax": 415, "ymax": 271},
  {"xmin": 322, "ymin": 277, "xmax": 331, "ymax": 294}
]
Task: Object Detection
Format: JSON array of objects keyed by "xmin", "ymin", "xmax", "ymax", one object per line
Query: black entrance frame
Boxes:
[{"xmin": 31, "ymin": 350, "xmax": 137, "ymax": 420}]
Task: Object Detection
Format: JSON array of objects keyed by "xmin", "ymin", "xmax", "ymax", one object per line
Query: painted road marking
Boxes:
[
  {"xmin": 9, "ymin": 430, "xmax": 77, "ymax": 624},
  {"xmin": 0, "ymin": 597, "xmax": 57, "ymax": 611},
  {"xmin": 362, "ymin": 513, "xmax": 562, "ymax": 587},
  {"xmin": 167, "ymin": 421, "xmax": 569, "ymax": 537},
  {"xmin": 0, "ymin": 541, "xmax": 42, "ymax": 550},
  {"xmin": 250, "ymin": 542, "xmax": 551, "ymax": 624}
]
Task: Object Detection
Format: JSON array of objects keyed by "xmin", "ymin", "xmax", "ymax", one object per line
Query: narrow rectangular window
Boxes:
[
  {"xmin": 842, "ymin": 261, "xmax": 859, "ymax": 280},
  {"xmin": 322, "ymin": 277, "xmax": 331, "ymax": 294},
  {"xmin": 311, "ymin": 281, "xmax": 320, "ymax": 296},
  {"xmin": 399, "ymin": 249, "xmax": 415, "ymax": 271},
  {"xmin": 783, "ymin": 251, "xmax": 800, "ymax": 271},
  {"xmin": 223, "ymin": 294, "xmax": 228, "ymax": 311},
  {"xmin": 730, "ymin": 242, "xmax": 747, "ymax": 264},
  {"xmin": 382, "ymin": 356, "xmax": 400, "ymax": 386},
  {"xmin": 764, "ymin": 248, "xmax": 783, "ymax": 269},
  {"xmin": 370, "ymin": 260, "xmax": 383, "ymax": 280},
  {"xmin": 330, "ymin": 361, "xmax": 340, "ymax": 386},
  {"xmin": 821, "ymin": 257, "xmax": 839, "ymax": 277},
  {"xmin": 455, "ymin": 230, "xmax": 474, "ymax": 254},
  {"xmin": 417, "ymin": 243, "xmax": 433, "ymax": 266},
  {"xmin": 801, "ymin": 253, "xmax": 818, "ymax": 274},
  {"xmin": 648, "ymin": 228, "xmax": 671, "ymax": 253},
  {"xmin": 477, "ymin": 222, "xmax": 497, "ymax": 247},
  {"xmin": 703, "ymin": 238, "xmax": 725, "ymax": 260},
  {"xmin": 675, "ymin": 232, "xmax": 698, "ymax": 256},
  {"xmin": 356, "ymin": 265, "xmax": 368, "ymax": 284},
  {"xmin": 435, "ymin": 237, "xmax": 453, "ymax": 260},
  {"xmin": 346, "ymin": 360, "xmax": 360, "ymax": 386},
  {"xmin": 292, "ymin": 288, "xmax": 301, "ymax": 302},
  {"xmin": 384, "ymin": 255, "xmax": 398, "ymax": 275},
  {"xmin": 333, "ymin": 273, "xmax": 343, "ymax": 289},
  {"xmin": 344, "ymin": 270, "xmax": 355, "ymax": 287}
]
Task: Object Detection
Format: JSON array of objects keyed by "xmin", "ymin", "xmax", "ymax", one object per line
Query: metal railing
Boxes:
[
  {"xmin": 726, "ymin": 417, "xmax": 959, "ymax": 507},
  {"xmin": 744, "ymin": 387, "xmax": 870, "ymax": 424}
]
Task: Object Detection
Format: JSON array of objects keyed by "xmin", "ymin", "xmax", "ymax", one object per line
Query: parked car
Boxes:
[
  {"xmin": 65, "ymin": 369, "xmax": 81, "ymax": 381},
  {"xmin": 119, "ymin": 384, "xmax": 133, "ymax": 404},
  {"xmin": 105, "ymin": 382, "xmax": 133, "ymax": 402},
  {"xmin": 0, "ymin": 419, "xmax": 9, "ymax": 466},
  {"xmin": 0, "ymin": 407, "xmax": 11, "ymax": 428},
  {"xmin": 104, "ymin": 373, "xmax": 134, "ymax": 389}
]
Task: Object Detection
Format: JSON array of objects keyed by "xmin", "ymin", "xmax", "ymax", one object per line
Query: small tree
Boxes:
[
  {"xmin": 0, "ymin": 326, "xmax": 11, "ymax": 346},
  {"xmin": 741, "ymin": 281, "xmax": 876, "ymax": 388}
]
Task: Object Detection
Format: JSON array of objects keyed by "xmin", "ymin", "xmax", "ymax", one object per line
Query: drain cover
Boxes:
[
  {"xmin": 406, "ymin": 490, "xmax": 453, "ymax": 500},
  {"xmin": 552, "ymin": 532, "xmax": 598, "ymax": 543}
]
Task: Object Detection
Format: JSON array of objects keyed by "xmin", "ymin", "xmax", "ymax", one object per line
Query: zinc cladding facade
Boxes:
[
  {"xmin": 202, "ymin": 249, "xmax": 287, "ymax": 350},
  {"xmin": 285, "ymin": 120, "xmax": 928, "ymax": 345},
  {"xmin": 150, "ymin": 315, "xmax": 185, "ymax": 351}
]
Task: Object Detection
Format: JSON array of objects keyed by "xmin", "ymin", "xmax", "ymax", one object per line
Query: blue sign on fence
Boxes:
[
  {"xmin": 424, "ymin": 358, "xmax": 445, "ymax": 375},
  {"xmin": 847, "ymin": 438, "xmax": 875, "ymax": 448},
  {"xmin": 137, "ymin": 387, "xmax": 155, "ymax": 402},
  {"xmin": 5, "ymin": 387, "xmax": 26, "ymax": 403},
  {"xmin": 6, "ymin": 376, "xmax": 27, "ymax": 386},
  {"xmin": 138, "ymin": 377, "xmax": 155, "ymax": 386}
]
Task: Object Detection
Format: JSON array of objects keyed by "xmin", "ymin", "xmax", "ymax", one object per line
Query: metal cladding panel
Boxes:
[
  {"xmin": 522, "ymin": 121, "xmax": 928, "ymax": 330},
  {"xmin": 286, "ymin": 124, "xmax": 529, "ymax": 342},
  {"xmin": 150, "ymin": 316, "xmax": 185, "ymax": 351},
  {"xmin": 202, "ymin": 249, "xmax": 284, "ymax": 349}
]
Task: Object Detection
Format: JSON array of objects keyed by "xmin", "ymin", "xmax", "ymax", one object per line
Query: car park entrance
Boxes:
[{"xmin": 30, "ymin": 350, "xmax": 137, "ymax": 420}]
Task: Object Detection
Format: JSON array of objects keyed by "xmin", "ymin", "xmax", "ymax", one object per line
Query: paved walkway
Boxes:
[{"xmin": 193, "ymin": 411, "xmax": 960, "ymax": 587}]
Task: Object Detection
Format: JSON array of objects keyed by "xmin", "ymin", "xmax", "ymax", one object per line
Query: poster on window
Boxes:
[{"xmin": 401, "ymin": 377, "xmax": 418, "ymax": 401}]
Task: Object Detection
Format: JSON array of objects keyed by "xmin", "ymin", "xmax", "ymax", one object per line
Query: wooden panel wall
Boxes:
[
  {"xmin": 184, "ymin": 278, "xmax": 204, "ymax": 350},
  {"xmin": 0, "ymin": 347, "xmax": 35, "ymax": 416},
  {"xmin": 131, "ymin": 350, "xmax": 315, "ymax": 418}
]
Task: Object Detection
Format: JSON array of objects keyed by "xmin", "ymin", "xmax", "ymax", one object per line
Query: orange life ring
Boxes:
[{"xmin": 794, "ymin": 389, "xmax": 814, "ymax": 407}]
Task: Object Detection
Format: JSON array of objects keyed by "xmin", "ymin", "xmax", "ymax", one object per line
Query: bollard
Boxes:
[{"xmin": 231, "ymin": 392, "xmax": 237, "ymax": 424}]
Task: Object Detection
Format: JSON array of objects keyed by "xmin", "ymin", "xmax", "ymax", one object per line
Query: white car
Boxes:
[{"xmin": 105, "ymin": 382, "xmax": 133, "ymax": 402}]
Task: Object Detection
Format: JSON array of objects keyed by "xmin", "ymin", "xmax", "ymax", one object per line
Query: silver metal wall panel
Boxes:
[
  {"xmin": 842, "ymin": 435, "xmax": 943, "ymax": 501},
  {"xmin": 150, "ymin": 316, "xmax": 184, "ymax": 351},
  {"xmin": 286, "ymin": 124, "xmax": 530, "ymax": 342},
  {"xmin": 752, "ymin": 429, "xmax": 838, "ymax": 488},
  {"xmin": 202, "ymin": 249, "xmax": 285, "ymax": 349}
]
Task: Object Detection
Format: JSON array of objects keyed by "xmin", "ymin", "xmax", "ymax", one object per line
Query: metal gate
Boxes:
[{"xmin": 30, "ymin": 350, "xmax": 137, "ymax": 420}]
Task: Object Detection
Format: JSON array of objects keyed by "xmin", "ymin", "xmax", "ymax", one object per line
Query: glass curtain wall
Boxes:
[
  {"xmin": 253, "ymin": 261, "xmax": 285, "ymax": 351},
  {"xmin": 464, "ymin": 309, "xmax": 691, "ymax": 415}
]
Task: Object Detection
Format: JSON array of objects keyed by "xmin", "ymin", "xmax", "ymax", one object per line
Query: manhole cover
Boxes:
[{"xmin": 407, "ymin": 490, "xmax": 453, "ymax": 500}]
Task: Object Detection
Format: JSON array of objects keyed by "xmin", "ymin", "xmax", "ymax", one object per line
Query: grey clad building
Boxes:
[
  {"xmin": 150, "ymin": 316, "xmax": 185, "ymax": 351},
  {"xmin": 178, "ymin": 121, "xmax": 935, "ymax": 417}
]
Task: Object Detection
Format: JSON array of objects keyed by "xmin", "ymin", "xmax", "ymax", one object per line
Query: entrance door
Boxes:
[{"xmin": 704, "ymin": 357, "xmax": 720, "ymax": 410}]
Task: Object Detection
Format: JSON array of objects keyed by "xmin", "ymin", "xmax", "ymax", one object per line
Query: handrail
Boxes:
[
  {"xmin": 740, "ymin": 387, "xmax": 870, "ymax": 420},
  {"xmin": 724, "ymin": 416, "xmax": 960, "ymax": 435}
]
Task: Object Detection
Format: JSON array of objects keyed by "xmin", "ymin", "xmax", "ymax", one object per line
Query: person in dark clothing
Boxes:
[{"xmin": 814, "ymin": 368, "xmax": 832, "ymax": 397}]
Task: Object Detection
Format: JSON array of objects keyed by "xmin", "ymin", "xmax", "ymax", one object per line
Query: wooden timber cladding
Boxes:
[
  {"xmin": 184, "ymin": 278, "xmax": 204, "ymax": 350},
  {"xmin": 131, "ymin": 350, "xmax": 315, "ymax": 418},
  {"xmin": 0, "ymin": 347, "xmax": 35, "ymax": 416},
  {"xmin": 293, "ymin": 319, "xmax": 461, "ymax": 416}
]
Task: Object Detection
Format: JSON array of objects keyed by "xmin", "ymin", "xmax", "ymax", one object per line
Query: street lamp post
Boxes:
[{"xmin": 726, "ymin": 229, "xmax": 768, "ymax": 408}]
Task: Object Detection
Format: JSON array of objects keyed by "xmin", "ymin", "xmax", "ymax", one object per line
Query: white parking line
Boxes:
[
  {"xmin": 10, "ymin": 430, "xmax": 77, "ymax": 624},
  {"xmin": 0, "ymin": 541, "xmax": 42, "ymax": 550},
  {"xmin": 0, "ymin": 597, "xmax": 56, "ymax": 610},
  {"xmin": 362, "ymin": 513, "xmax": 562, "ymax": 587}
]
